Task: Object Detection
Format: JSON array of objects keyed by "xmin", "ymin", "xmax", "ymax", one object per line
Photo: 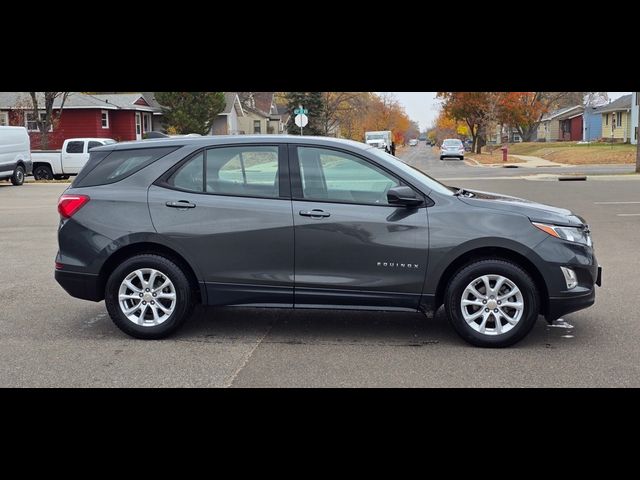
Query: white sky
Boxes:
[{"xmin": 390, "ymin": 92, "xmax": 631, "ymax": 132}]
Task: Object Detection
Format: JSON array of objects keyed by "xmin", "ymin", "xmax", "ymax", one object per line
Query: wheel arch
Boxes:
[
  {"xmin": 433, "ymin": 246, "xmax": 549, "ymax": 317},
  {"xmin": 98, "ymin": 241, "xmax": 205, "ymax": 304}
]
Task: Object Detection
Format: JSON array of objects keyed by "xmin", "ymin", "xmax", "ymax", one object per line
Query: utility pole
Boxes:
[{"xmin": 636, "ymin": 92, "xmax": 640, "ymax": 173}]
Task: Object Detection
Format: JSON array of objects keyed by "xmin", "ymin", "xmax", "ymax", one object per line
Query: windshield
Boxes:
[
  {"xmin": 366, "ymin": 134, "xmax": 385, "ymax": 140},
  {"xmin": 443, "ymin": 139, "xmax": 462, "ymax": 146},
  {"xmin": 368, "ymin": 148, "xmax": 454, "ymax": 196}
]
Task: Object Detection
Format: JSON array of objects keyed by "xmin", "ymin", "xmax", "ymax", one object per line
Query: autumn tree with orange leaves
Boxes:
[
  {"xmin": 437, "ymin": 92, "xmax": 496, "ymax": 153},
  {"xmin": 334, "ymin": 92, "xmax": 417, "ymax": 147}
]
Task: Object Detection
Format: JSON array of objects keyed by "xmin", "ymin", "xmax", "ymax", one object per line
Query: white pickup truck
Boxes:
[{"xmin": 32, "ymin": 138, "xmax": 116, "ymax": 180}]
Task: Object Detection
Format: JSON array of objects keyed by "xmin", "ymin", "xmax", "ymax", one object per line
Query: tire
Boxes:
[
  {"xmin": 104, "ymin": 254, "xmax": 194, "ymax": 339},
  {"xmin": 444, "ymin": 258, "xmax": 539, "ymax": 348},
  {"xmin": 33, "ymin": 165, "xmax": 53, "ymax": 181},
  {"xmin": 439, "ymin": 156, "xmax": 444, "ymax": 160},
  {"xmin": 11, "ymin": 165, "xmax": 25, "ymax": 186}
]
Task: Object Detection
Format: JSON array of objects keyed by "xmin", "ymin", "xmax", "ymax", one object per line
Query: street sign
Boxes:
[
  {"xmin": 295, "ymin": 114, "xmax": 308, "ymax": 128},
  {"xmin": 294, "ymin": 108, "xmax": 308, "ymax": 115}
]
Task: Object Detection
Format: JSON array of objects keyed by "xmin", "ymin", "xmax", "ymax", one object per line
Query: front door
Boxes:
[
  {"xmin": 142, "ymin": 113, "xmax": 152, "ymax": 136},
  {"xmin": 148, "ymin": 144, "xmax": 294, "ymax": 306},
  {"xmin": 290, "ymin": 145, "xmax": 429, "ymax": 311},
  {"xmin": 135, "ymin": 112, "xmax": 142, "ymax": 140}
]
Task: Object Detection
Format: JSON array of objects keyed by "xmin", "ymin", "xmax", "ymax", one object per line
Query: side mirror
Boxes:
[{"xmin": 387, "ymin": 186, "xmax": 424, "ymax": 207}]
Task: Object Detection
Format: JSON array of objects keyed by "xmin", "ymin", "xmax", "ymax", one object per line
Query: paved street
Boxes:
[
  {"xmin": 400, "ymin": 142, "xmax": 635, "ymax": 179},
  {"xmin": 1, "ymin": 160, "xmax": 639, "ymax": 386}
]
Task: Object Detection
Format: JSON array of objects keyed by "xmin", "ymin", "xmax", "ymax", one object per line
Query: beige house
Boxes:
[
  {"xmin": 238, "ymin": 106, "xmax": 283, "ymax": 135},
  {"xmin": 536, "ymin": 105, "xmax": 584, "ymax": 142},
  {"xmin": 236, "ymin": 92, "xmax": 284, "ymax": 135},
  {"xmin": 598, "ymin": 94, "xmax": 632, "ymax": 142},
  {"xmin": 211, "ymin": 93, "xmax": 244, "ymax": 135}
]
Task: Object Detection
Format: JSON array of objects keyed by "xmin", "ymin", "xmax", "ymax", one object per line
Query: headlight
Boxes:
[{"xmin": 532, "ymin": 222, "xmax": 592, "ymax": 247}]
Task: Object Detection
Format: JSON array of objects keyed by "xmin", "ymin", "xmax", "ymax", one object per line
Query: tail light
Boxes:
[{"xmin": 58, "ymin": 194, "xmax": 90, "ymax": 218}]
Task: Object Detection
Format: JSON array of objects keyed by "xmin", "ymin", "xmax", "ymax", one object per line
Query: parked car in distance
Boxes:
[
  {"xmin": 409, "ymin": 139, "xmax": 418, "ymax": 146},
  {"xmin": 463, "ymin": 139, "xmax": 473, "ymax": 152},
  {"xmin": 0, "ymin": 126, "xmax": 32, "ymax": 186},
  {"xmin": 32, "ymin": 138, "xmax": 116, "ymax": 180},
  {"xmin": 55, "ymin": 135, "xmax": 601, "ymax": 347},
  {"xmin": 440, "ymin": 138, "xmax": 465, "ymax": 160}
]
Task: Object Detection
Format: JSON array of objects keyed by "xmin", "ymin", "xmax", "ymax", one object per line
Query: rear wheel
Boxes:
[
  {"xmin": 33, "ymin": 165, "xmax": 53, "ymax": 181},
  {"xmin": 11, "ymin": 165, "xmax": 25, "ymax": 185},
  {"xmin": 445, "ymin": 259, "xmax": 539, "ymax": 347},
  {"xmin": 105, "ymin": 254, "xmax": 194, "ymax": 339}
]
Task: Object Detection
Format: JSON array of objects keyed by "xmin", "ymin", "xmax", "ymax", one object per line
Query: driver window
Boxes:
[{"xmin": 297, "ymin": 147, "xmax": 399, "ymax": 205}]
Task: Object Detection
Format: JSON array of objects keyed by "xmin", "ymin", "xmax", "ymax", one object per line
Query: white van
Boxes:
[{"xmin": 0, "ymin": 126, "xmax": 32, "ymax": 186}]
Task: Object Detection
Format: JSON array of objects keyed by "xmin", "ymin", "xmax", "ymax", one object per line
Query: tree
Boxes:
[
  {"xmin": 437, "ymin": 92, "xmax": 493, "ymax": 153},
  {"xmin": 155, "ymin": 92, "xmax": 225, "ymax": 135},
  {"xmin": 284, "ymin": 92, "xmax": 325, "ymax": 135},
  {"xmin": 585, "ymin": 92, "xmax": 609, "ymax": 107},
  {"xmin": 319, "ymin": 92, "xmax": 368, "ymax": 137},
  {"xmin": 28, "ymin": 92, "xmax": 70, "ymax": 149},
  {"xmin": 497, "ymin": 92, "xmax": 547, "ymax": 142}
]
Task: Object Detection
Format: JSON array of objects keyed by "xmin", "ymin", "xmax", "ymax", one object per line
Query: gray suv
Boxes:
[{"xmin": 55, "ymin": 136, "xmax": 601, "ymax": 347}]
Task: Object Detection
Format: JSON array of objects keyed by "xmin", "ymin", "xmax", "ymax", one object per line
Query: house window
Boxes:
[
  {"xmin": 635, "ymin": 127, "xmax": 638, "ymax": 141},
  {"xmin": 253, "ymin": 120, "xmax": 261, "ymax": 134},
  {"xmin": 101, "ymin": 110, "xmax": 109, "ymax": 129},
  {"xmin": 604, "ymin": 114, "xmax": 608, "ymax": 126},
  {"xmin": 616, "ymin": 112, "xmax": 623, "ymax": 127},
  {"xmin": 25, "ymin": 111, "xmax": 52, "ymax": 132},
  {"xmin": 0, "ymin": 111, "xmax": 8, "ymax": 126}
]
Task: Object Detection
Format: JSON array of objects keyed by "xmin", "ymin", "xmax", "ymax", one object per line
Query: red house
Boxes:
[{"xmin": 0, "ymin": 92, "xmax": 163, "ymax": 149}]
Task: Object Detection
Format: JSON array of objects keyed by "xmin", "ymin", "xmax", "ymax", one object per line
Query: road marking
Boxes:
[
  {"xmin": 594, "ymin": 201, "xmax": 640, "ymax": 205},
  {"xmin": 616, "ymin": 213, "xmax": 640, "ymax": 217}
]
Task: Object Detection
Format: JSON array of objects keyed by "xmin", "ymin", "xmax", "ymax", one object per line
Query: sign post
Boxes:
[
  {"xmin": 294, "ymin": 105, "xmax": 309, "ymax": 135},
  {"xmin": 293, "ymin": 105, "xmax": 309, "ymax": 136}
]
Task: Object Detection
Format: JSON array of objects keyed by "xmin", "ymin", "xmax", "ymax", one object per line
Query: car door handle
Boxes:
[
  {"xmin": 299, "ymin": 209, "xmax": 330, "ymax": 218},
  {"xmin": 166, "ymin": 200, "xmax": 196, "ymax": 209}
]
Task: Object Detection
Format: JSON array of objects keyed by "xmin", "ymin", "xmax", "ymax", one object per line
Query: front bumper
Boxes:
[
  {"xmin": 545, "ymin": 265, "xmax": 601, "ymax": 321},
  {"xmin": 441, "ymin": 151, "xmax": 465, "ymax": 158},
  {"xmin": 55, "ymin": 268, "xmax": 103, "ymax": 302}
]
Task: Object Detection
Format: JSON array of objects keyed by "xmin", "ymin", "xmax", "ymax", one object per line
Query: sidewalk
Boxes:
[
  {"xmin": 510, "ymin": 155, "xmax": 566, "ymax": 168},
  {"xmin": 466, "ymin": 154, "xmax": 566, "ymax": 168}
]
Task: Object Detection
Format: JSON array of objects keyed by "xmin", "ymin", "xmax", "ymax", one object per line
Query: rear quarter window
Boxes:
[{"xmin": 72, "ymin": 146, "xmax": 178, "ymax": 187}]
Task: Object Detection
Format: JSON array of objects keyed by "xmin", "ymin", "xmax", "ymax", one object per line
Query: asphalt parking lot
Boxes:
[{"xmin": 2, "ymin": 165, "xmax": 640, "ymax": 386}]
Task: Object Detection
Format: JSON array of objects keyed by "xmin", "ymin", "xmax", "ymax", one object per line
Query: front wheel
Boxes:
[
  {"xmin": 445, "ymin": 259, "xmax": 539, "ymax": 347},
  {"xmin": 104, "ymin": 254, "xmax": 194, "ymax": 339},
  {"xmin": 11, "ymin": 165, "xmax": 25, "ymax": 185}
]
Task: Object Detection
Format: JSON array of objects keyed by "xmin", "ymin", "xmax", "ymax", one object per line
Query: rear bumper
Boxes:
[{"xmin": 55, "ymin": 269, "xmax": 103, "ymax": 302}]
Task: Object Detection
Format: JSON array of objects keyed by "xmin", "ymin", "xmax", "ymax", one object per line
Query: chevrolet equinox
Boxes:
[{"xmin": 55, "ymin": 136, "xmax": 601, "ymax": 347}]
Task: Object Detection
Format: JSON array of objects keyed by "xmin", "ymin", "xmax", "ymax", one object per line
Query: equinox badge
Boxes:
[{"xmin": 377, "ymin": 262, "xmax": 419, "ymax": 269}]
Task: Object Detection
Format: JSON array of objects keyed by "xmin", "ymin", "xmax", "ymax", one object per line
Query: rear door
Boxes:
[
  {"xmin": 148, "ymin": 143, "xmax": 294, "ymax": 307},
  {"xmin": 290, "ymin": 145, "xmax": 429, "ymax": 310},
  {"xmin": 61, "ymin": 140, "xmax": 89, "ymax": 174}
]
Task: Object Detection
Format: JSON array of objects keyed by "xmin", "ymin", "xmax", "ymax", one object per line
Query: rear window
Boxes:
[{"xmin": 72, "ymin": 146, "xmax": 178, "ymax": 187}]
